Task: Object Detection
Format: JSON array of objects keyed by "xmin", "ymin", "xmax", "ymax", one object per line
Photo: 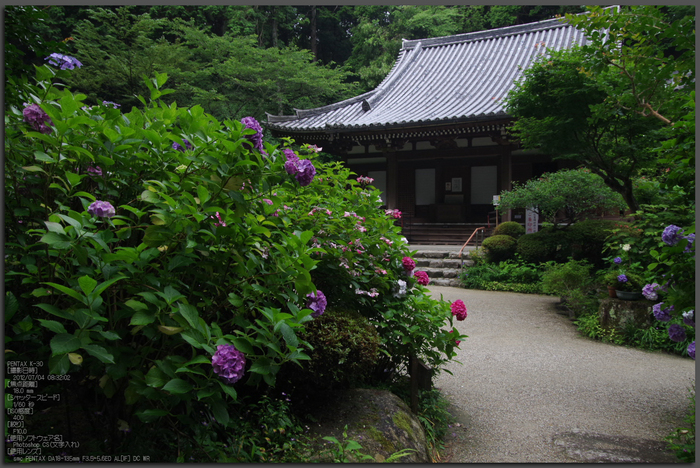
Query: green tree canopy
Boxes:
[{"xmin": 505, "ymin": 47, "xmax": 665, "ymax": 213}]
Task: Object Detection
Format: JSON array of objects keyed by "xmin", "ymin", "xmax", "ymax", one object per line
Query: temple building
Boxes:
[{"xmin": 266, "ymin": 16, "xmax": 589, "ymax": 243}]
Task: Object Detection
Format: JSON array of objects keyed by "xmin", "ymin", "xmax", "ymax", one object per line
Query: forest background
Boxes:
[{"xmin": 6, "ymin": 5, "xmax": 595, "ymax": 124}]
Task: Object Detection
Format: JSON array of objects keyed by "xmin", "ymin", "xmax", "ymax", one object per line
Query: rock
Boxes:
[
  {"xmin": 599, "ymin": 298, "xmax": 654, "ymax": 332},
  {"xmin": 303, "ymin": 388, "xmax": 430, "ymax": 463}
]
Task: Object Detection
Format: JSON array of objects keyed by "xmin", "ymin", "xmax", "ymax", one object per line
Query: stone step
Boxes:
[
  {"xmin": 429, "ymin": 277, "xmax": 463, "ymax": 288},
  {"xmin": 419, "ymin": 267, "xmax": 462, "ymax": 279},
  {"xmin": 416, "ymin": 258, "xmax": 474, "ymax": 268}
]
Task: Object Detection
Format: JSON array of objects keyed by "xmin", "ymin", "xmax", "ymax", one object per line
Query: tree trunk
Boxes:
[
  {"xmin": 271, "ymin": 6, "xmax": 278, "ymax": 48},
  {"xmin": 310, "ymin": 5, "xmax": 318, "ymax": 62}
]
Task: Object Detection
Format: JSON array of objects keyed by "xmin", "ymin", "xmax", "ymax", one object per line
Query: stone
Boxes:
[
  {"xmin": 599, "ymin": 298, "xmax": 654, "ymax": 332},
  {"xmin": 303, "ymin": 388, "xmax": 430, "ymax": 463}
]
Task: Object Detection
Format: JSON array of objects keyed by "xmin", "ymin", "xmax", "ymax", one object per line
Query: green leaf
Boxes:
[
  {"xmin": 50, "ymin": 333, "xmax": 82, "ymax": 355},
  {"xmin": 78, "ymin": 275, "xmax": 98, "ymax": 295},
  {"xmin": 162, "ymin": 378, "xmax": 193, "ymax": 394},
  {"xmin": 142, "ymin": 225, "xmax": 172, "ymax": 247},
  {"xmin": 34, "ymin": 151, "xmax": 56, "ymax": 163},
  {"xmin": 37, "ymin": 319, "xmax": 68, "ymax": 335},
  {"xmin": 40, "ymin": 232, "xmax": 72, "ymax": 249},
  {"xmin": 230, "ymin": 337, "xmax": 255, "ymax": 354},
  {"xmin": 125, "ymin": 299, "xmax": 148, "ymax": 311},
  {"xmin": 5, "ymin": 292, "xmax": 19, "ymax": 322},
  {"xmin": 135, "ymin": 409, "xmax": 169, "ymax": 423},
  {"xmin": 43, "ymin": 282, "xmax": 85, "ymax": 303},
  {"xmin": 34, "ymin": 303, "xmax": 74, "ymax": 322},
  {"xmin": 82, "ymin": 344, "xmax": 115, "ymax": 364},
  {"xmin": 145, "ymin": 366, "xmax": 169, "ymax": 388},
  {"xmin": 218, "ymin": 380, "xmax": 238, "ymax": 400},
  {"xmin": 93, "ymin": 276, "xmax": 126, "ymax": 296},
  {"xmin": 48, "ymin": 354, "xmax": 70, "ymax": 375},
  {"xmin": 177, "ymin": 303, "xmax": 200, "ymax": 329},
  {"xmin": 44, "ymin": 221, "xmax": 66, "ymax": 234},
  {"xmin": 129, "ymin": 310, "xmax": 156, "ymax": 326},
  {"xmin": 279, "ymin": 322, "xmax": 298, "ymax": 348},
  {"xmin": 211, "ymin": 399, "xmax": 230, "ymax": 425}
]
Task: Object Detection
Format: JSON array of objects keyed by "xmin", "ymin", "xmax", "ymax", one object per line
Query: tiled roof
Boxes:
[{"xmin": 266, "ymin": 16, "xmax": 589, "ymax": 133}]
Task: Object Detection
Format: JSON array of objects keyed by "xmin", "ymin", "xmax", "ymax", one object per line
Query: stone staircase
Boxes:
[{"xmin": 413, "ymin": 250, "xmax": 474, "ymax": 288}]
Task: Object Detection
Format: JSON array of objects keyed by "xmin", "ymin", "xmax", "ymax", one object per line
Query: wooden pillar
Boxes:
[
  {"xmin": 500, "ymin": 150, "xmax": 512, "ymax": 222},
  {"xmin": 386, "ymin": 152, "xmax": 399, "ymax": 209}
]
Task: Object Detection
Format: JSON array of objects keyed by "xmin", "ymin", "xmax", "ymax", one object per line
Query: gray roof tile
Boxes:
[{"xmin": 266, "ymin": 16, "xmax": 589, "ymax": 133}]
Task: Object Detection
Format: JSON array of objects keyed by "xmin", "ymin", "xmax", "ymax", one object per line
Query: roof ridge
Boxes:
[{"xmin": 402, "ymin": 16, "xmax": 571, "ymax": 50}]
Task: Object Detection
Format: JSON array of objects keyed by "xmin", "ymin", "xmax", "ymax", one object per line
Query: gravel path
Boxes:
[{"xmin": 428, "ymin": 286, "xmax": 695, "ymax": 463}]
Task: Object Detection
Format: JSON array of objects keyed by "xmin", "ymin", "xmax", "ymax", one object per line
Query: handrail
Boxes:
[{"xmin": 459, "ymin": 226, "xmax": 485, "ymax": 259}]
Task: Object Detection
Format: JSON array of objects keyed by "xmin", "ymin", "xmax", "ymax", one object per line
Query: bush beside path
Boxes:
[{"xmin": 428, "ymin": 286, "xmax": 695, "ymax": 463}]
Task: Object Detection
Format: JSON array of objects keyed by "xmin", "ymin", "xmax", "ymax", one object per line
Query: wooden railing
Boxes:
[{"xmin": 458, "ymin": 226, "xmax": 485, "ymax": 259}]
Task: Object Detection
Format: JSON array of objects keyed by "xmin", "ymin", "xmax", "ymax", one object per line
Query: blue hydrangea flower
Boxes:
[
  {"xmin": 688, "ymin": 341, "xmax": 695, "ymax": 360},
  {"xmin": 102, "ymin": 101, "xmax": 121, "ymax": 109},
  {"xmin": 617, "ymin": 274, "xmax": 628, "ymax": 283},
  {"xmin": 88, "ymin": 200, "xmax": 116, "ymax": 218},
  {"xmin": 613, "ymin": 257, "xmax": 622, "ymax": 264},
  {"xmin": 241, "ymin": 116, "xmax": 264, "ymax": 152},
  {"xmin": 283, "ymin": 149, "xmax": 299, "ymax": 175},
  {"xmin": 642, "ymin": 283, "xmax": 660, "ymax": 301},
  {"xmin": 667, "ymin": 324, "xmax": 687, "ymax": 343},
  {"xmin": 172, "ymin": 139, "xmax": 193, "ymax": 152},
  {"xmin": 661, "ymin": 225, "xmax": 684, "ymax": 246},
  {"xmin": 683, "ymin": 233, "xmax": 695, "ymax": 253},
  {"xmin": 23, "ymin": 104, "xmax": 53, "ymax": 134},
  {"xmin": 295, "ymin": 159, "xmax": 316, "ymax": 186},
  {"xmin": 682, "ymin": 310, "xmax": 694, "ymax": 327},
  {"xmin": 306, "ymin": 290, "xmax": 327, "ymax": 318},
  {"xmin": 652, "ymin": 302, "xmax": 673, "ymax": 322},
  {"xmin": 212, "ymin": 344, "xmax": 246, "ymax": 384},
  {"xmin": 45, "ymin": 53, "xmax": 83, "ymax": 70}
]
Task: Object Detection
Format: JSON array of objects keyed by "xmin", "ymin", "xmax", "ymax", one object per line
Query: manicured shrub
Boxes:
[
  {"xmin": 481, "ymin": 234, "xmax": 517, "ymax": 263},
  {"xmin": 493, "ymin": 221, "xmax": 525, "ymax": 239},
  {"xmin": 516, "ymin": 232, "xmax": 556, "ymax": 263}
]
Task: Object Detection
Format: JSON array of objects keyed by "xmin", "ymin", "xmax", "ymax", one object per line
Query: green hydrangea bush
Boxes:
[{"xmin": 5, "ymin": 62, "xmax": 467, "ymax": 459}]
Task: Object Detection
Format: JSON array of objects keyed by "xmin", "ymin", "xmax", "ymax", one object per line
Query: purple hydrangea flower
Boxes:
[
  {"xmin": 102, "ymin": 101, "xmax": 120, "ymax": 109},
  {"xmin": 682, "ymin": 310, "xmax": 694, "ymax": 327},
  {"xmin": 683, "ymin": 233, "xmax": 695, "ymax": 253},
  {"xmin": 661, "ymin": 225, "xmax": 684, "ymax": 246},
  {"xmin": 284, "ymin": 149, "xmax": 299, "ymax": 175},
  {"xmin": 45, "ymin": 53, "xmax": 83, "ymax": 70},
  {"xmin": 87, "ymin": 200, "xmax": 116, "ymax": 218},
  {"xmin": 667, "ymin": 324, "xmax": 687, "ymax": 343},
  {"xmin": 652, "ymin": 303, "xmax": 673, "ymax": 322},
  {"xmin": 306, "ymin": 290, "xmax": 327, "ymax": 318},
  {"xmin": 642, "ymin": 283, "xmax": 660, "ymax": 301},
  {"xmin": 617, "ymin": 274, "xmax": 628, "ymax": 283},
  {"xmin": 241, "ymin": 116, "xmax": 264, "ymax": 152},
  {"xmin": 87, "ymin": 164, "xmax": 102, "ymax": 177},
  {"xmin": 451, "ymin": 300, "xmax": 468, "ymax": 321},
  {"xmin": 212, "ymin": 344, "xmax": 246, "ymax": 384},
  {"xmin": 22, "ymin": 104, "xmax": 54, "ymax": 134},
  {"xmin": 172, "ymin": 139, "xmax": 193, "ymax": 152},
  {"xmin": 295, "ymin": 159, "xmax": 316, "ymax": 186},
  {"xmin": 688, "ymin": 341, "xmax": 695, "ymax": 360},
  {"xmin": 613, "ymin": 257, "xmax": 622, "ymax": 264}
]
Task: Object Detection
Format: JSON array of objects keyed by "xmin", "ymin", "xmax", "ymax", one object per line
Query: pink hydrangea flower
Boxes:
[
  {"xmin": 402, "ymin": 256, "xmax": 416, "ymax": 273},
  {"xmin": 414, "ymin": 270, "xmax": 430, "ymax": 286},
  {"xmin": 451, "ymin": 300, "xmax": 467, "ymax": 321}
]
